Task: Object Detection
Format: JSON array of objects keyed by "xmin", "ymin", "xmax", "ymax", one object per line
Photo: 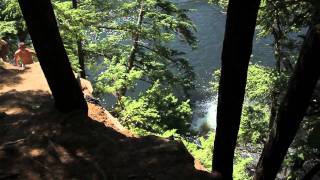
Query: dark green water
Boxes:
[{"xmin": 92, "ymin": 0, "xmax": 275, "ymax": 130}]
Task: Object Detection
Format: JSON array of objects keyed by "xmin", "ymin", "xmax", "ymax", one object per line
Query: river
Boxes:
[
  {"xmin": 92, "ymin": 0, "xmax": 275, "ymax": 131},
  {"xmin": 174, "ymin": 0, "xmax": 274, "ymax": 130}
]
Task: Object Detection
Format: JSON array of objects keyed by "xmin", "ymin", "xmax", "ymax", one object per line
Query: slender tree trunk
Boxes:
[
  {"xmin": 77, "ymin": 40, "xmax": 86, "ymax": 78},
  {"xmin": 72, "ymin": 0, "xmax": 77, "ymax": 8},
  {"xmin": 72, "ymin": 0, "xmax": 86, "ymax": 78},
  {"xmin": 212, "ymin": 0, "xmax": 261, "ymax": 179},
  {"xmin": 254, "ymin": 23, "xmax": 320, "ymax": 180},
  {"xmin": 282, "ymin": 57, "xmax": 293, "ymax": 72},
  {"xmin": 128, "ymin": 1, "xmax": 144, "ymax": 70},
  {"xmin": 268, "ymin": 27, "xmax": 282, "ymax": 129},
  {"xmin": 18, "ymin": 0, "xmax": 88, "ymax": 113},
  {"xmin": 268, "ymin": 91, "xmax": 279, "ymax": 129},
  {"xmin": 117, "ymin": 2, "xmax": 144, "ymax": 103},
  {"xmin": 17, "ymin": 29, "xmax": 28, "ymax": 42},
  {"xmin": 273, "ymin": 36, "xmax": 281, "ymax": 72}
]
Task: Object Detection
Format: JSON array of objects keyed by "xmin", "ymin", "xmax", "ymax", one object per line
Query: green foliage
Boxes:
[
  {"xmin": 88, "ymin": 0, "xmax": 197, "ymax": 135},
  {"xmin": 93, "ymin": 0, "xmax": 197, "ymax": 98},
  {"xmin": 245, "ymin": 64, "xmax": 275, "ymax": 101},
  {"xmin": 0, "ymin": 0, "xmax": 25, "ymax": 36},
  {"xmin": 119, "ymin": 81, "xmax": 192, "ymax": 135},
  {"xmin": 213, "ymin": 64, "xmax": 286, "ymax": 144},
  {"xmin": 208, "ymin": 0, "xmax": 228, "ymax": 10},
  {"xmin": 96, "ymin": 57, "xmax": 143, "ymax": 94},
  {"xmin": 233, "ymin": 154, "xmax": 253, "ymax": 180},
  {"xmin": 53, "ymin": 0, "xmax": 102, "ymax": 72},
  {"xmin": 240, "ymin": 104, "xmax": 269, "ymax": 144},
  {"xmin": 212, "ymin": 64, "xmax": 276, "ymax": 99},
  {"xmin": 240, "ymin": 65, "xmax": 279, "ymax": 144},
  {"xmin": 257, "ymin": 0, "xmax": 313, "ymax": 38},
  {"xmin": 0, "ymin": 0, "xmax": 27, "ymax": 57},
  {"xmin": 183, "ymin": 132, "xmax": 215, "ymax": 170}
]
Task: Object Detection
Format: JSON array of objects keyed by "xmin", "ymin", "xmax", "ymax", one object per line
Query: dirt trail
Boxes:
[
  {"xmin": 0, "ymin": 62, "xmax": 214, "ymax": 180},
  {"xmin": 0, "ymin": 62, "xmax": 50, "ymax": 93},
  {"xmin": 0, "ymin": 61, "xmax": 131, "ymax": 136}
]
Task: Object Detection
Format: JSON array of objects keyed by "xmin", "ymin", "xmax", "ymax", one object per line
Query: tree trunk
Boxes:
[
  {"xmin": 72, "ymin": 0, "xmax": 86, "ymax": 79},
  {"xmin": 212, "ymin": 0, "xmax": 261, "ymax": 179},
  {"xmin": 254, "ymin": 23, "xmax": 320, "ymax": 180},
  {"xmin": 18, "ymin": 0, "xmax": 88, "ymax": 113},
  {"xmin": 77, "ymin": 40, "xmax": 86, "ymax": 78},
  {"xmin": 117, "ymin": 1, "xmax": 144, "ymax": 103},
  {"xmin": 72, "ymin": 0, "xmax": 77, "ymax": 8},
  {"xmin": 17, "ymin": 29, "xmax": 28, "ymax": 42},
  {"xmin": 268, "ymin": 27, "xmax": 282, "ymax": 129}
]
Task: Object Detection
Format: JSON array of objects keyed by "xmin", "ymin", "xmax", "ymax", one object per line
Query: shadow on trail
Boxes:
[
  {"xmin": 0, "ymin": 91, "xmax": 215, "ymax": 180},
  {"xmin": 0, "ymin": 65, "xmax": 33, "ymax": 88},
  {"xmin": 0, "ymin": 66, "xmax": 28, "ymax": 89},
  {"xmin": 0, "ymin": 90, "xmax": 52, "ymax": 116}
]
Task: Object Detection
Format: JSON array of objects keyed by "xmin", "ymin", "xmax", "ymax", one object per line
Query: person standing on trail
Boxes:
[
  {"xmin": 14, "ymin": 42, "xmax": 36, "ymax": 68},
  {"xmin": 0, "ymin": 38, "xmax": 9, "ymax": 62}
]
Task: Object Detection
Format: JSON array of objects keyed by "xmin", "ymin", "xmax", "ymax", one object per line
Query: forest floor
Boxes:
[{"xmin": 0, "ymin": 62, "xmax": 216, "ymax": 180}]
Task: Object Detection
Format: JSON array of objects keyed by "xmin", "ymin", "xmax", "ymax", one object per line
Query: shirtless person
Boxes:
[
  {"xmin": 14, "ymin": 42, "xmax": 36, "ymax": 68},
  {"xmin": 0, "ymin": 38, "xmax": 9, "ymax": 62}
]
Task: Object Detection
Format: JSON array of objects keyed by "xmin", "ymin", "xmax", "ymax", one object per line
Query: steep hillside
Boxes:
[{"xmin": 0, "ymin": 62, "xmax": 217, "ymax": 180}]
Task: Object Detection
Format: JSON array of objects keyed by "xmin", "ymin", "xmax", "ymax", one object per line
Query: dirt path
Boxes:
[
  {"xmin": 0, "ymin": 62, "xmax": 51, "ymax": 116},
  {"xmin": 0, "ymin": 61, "xmax": 131, "ymax": 135},
  {"xmin": 0, "ymin": 62, "xmax": 50, "ymax": 94}
]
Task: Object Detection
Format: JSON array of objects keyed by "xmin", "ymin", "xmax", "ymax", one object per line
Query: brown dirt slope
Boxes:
[{"xmin": 0, "ymin": 62, "xmax": 215, "ymax": 180}]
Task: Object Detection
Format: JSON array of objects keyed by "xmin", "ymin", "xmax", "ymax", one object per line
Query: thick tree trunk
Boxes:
[
  {"xmin": 254, "ymin": 23, "xmax": 320, "ymax": 180},
  {"xmin": 18, "ymin": 0, "xmax": 88, "ymax": 113},
  {"xmin": 212, "ymin": 0, "xmax": 261, "ymax": 179}
]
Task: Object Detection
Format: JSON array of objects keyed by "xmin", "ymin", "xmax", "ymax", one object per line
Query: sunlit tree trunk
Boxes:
[
  {"xmin": 117, "ymin": 1, "xmax": 144, "ymax": 105},
  {"xmin": 212, "ymin": 0, "xmax": 261, "ymax": 179},
  {"xmin": 254, "ymin": 22, "xmax": 320, "ymax": 180},
  {"xmin": 18, "ymin": 0, "xmax": 88, "ymax": 113}
]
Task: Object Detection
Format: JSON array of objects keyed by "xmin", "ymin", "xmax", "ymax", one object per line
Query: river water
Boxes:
[
  {"xmin": 93, "ymin": 0, "xmax": 275, "ymax": 131},
  {"xmin": 173, "ymin": 0, "xmax": 274, "ymax": 130}
]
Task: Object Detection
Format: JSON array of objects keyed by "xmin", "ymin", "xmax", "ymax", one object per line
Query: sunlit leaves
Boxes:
[
  {"xmin": 97, "ymin": 56, "xmax": 143, "ymax": 93},
  {"xmin": 119, "ymin": 80, "xmax": 192, "ymax": 135}
]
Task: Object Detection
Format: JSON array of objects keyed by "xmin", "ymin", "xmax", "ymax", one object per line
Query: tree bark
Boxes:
[
  {"xmin": 212, "ymin": 0, "xmax": 261, "ymax": 179},
  {"xmin": 254, "ymin": 23, "xmax": 320, "ymax": 180},
  {"xmin": 18, "ymin": 0, "xmax": 88, "ymax": 113}
]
